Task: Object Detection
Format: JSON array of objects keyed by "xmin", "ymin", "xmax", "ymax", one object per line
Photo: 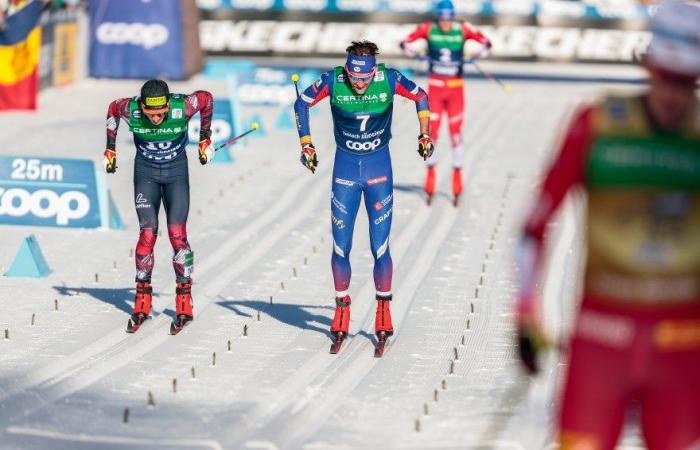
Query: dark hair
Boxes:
[
  {"xmin": 346, "ymin": 40, "xmax": 379, "ymax": 56},
  {"xmin": 140, "ymin": 79, "xmax": 170, "ymax": 102}
]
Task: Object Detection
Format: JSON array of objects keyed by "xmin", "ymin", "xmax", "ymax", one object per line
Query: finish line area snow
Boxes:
[{"xmin": 0, "ymin": 74, "xmax": 645, "ymax": 449}]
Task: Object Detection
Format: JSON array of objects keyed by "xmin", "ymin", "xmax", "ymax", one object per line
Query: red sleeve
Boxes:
[
  {"xmin": 524, "ymin": 105, "xmax": 595, "ymax": 242},
  {"xmin": 462, "ymin": 22, "xmax": 491, "ymax": 46},
  {"xmin": 403, "ymin": 22, "xmax": 431, "ymax": 43},
  {"xmin": 184, "ymin": 91, "xmax": 214, "ymax": 140},
  {"xmin": 105, "ymin": 97, "xmax": 131, "ymax": 151}
]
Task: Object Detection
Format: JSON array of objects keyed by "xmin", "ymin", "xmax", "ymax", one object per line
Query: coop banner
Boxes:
[{"xmin": 0, "ymin": 157, "xmax": 101, "ymax": 228}]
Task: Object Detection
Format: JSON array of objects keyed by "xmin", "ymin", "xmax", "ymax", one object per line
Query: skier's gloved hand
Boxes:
[
  {"xmin": 516, "ymin": 307, "xmax": 550, "ymax": 376},
  {"xmin": 466, "ymin": 41, "xmax": 492, "ymax": 64},
  {"xmin": 103, "ymin": 149, "xmax": 117, "ymax": 174},
  {"xmin": 417, "ymin": 134, "xmax": 434, "ymax": 160},
  {"xmin": 514, "ymin": 234, "xmax": 547, "ymax": 375},
  {"xmin": 400, "ymin": 41, "xmax": 417, "ymax": 58},
  {"xmin": 198, "ymin": 138, "xmax": 214, "ymax": 165},
  {"xmin": 300, "ymin": 142, "xmax": 318, "ymax": 173}
]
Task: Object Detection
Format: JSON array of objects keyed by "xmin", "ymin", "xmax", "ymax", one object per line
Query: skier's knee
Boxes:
[
  {"xmin": 136, "ymin": 227, "xmax": 157, "ymax": 254},
  {"xmin": 372, "ymin": 238, "xmax": 390, "ymax": 261},
  {"xmin": 167, "ymin": 223, "xmax": 189, "ymax": 250}
]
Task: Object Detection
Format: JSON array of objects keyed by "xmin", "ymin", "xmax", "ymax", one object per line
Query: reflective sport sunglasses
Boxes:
[{"xmin": 345, "ymin": 65, "xmax": 377, "ymax": 83}]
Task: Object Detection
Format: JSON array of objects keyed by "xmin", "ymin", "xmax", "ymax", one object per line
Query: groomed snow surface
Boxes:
[{"xmin": 0, "ymin": 74, "xmax": 644, "ymax": 449}]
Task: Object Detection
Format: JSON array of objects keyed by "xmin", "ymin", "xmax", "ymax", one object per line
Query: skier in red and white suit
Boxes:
[
  {"xmin": 400, "ymin": 0, "xmax": 491, "ymax": 204},
  {"xmin": 515, "ymin": 1, "xmax": 700, "ymax": 448}
]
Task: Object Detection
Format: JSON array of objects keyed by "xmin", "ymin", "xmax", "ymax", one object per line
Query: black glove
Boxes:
[
  {"xmin": 517, "ymin": 326, "xmax": 540, "ymax": 375},
  {"xmin": 300, "ymin": 142, "xmax": 318, "ymax": 173},
  {"xmin": 417, "ymin": 133, "xmax": 434, "ymax": 160}
]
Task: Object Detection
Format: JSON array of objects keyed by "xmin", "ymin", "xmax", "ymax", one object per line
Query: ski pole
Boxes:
[
  {"xmin": 473, "ymin": 62, "xmax": 512, "ymax": 93},
  {"xmin": 291, "ymin": 73, "xmax": 300, "ymax": 98},
  {"xmin": 291, "ymin": 73, "xmax": 318, "ymax": 174},
  {"xmin": 213, "ymin": 123, "xmax": 259, "ymax": 152}
]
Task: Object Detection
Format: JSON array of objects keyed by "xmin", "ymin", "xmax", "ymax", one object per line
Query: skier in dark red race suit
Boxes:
[
  {"xmin": 400, "ymin": 0, "xmax": 491, "ymax": 205},
  {"xmin": 103, "ymin": 79, "xmax": 214, "ymax": 334},
  {"xmin": 515, "ymin": 1, "xmax": 700, "ymax": 448}
]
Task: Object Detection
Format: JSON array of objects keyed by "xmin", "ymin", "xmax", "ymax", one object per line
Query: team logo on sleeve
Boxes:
[{"xmin": 187, "ymin": 96, "xmax": 199, "ymax": 110}]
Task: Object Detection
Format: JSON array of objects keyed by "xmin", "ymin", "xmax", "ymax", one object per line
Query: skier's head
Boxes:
[
  {"xmin": 140, "ymin": 79, "xmax": 170, "ymax": 126},
  {"xmin": 435, "ymin": 0, "xmax": 455, "ymax": 32},
  {"xmin": 641, "ymin": 0, "xmax": 700, "ymax": 130},
  {"xmin": 345, "ymin": 40, "xmax": 379, "ymax": 95}
]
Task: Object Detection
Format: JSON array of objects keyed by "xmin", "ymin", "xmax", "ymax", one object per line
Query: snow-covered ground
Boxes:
[{"xmin": 0, "ymin": 74, "xmax": 645, "ymax": 449}]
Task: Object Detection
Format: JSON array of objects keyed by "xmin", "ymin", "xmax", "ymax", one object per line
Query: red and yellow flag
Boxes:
[{"xmin": 0, "ymin": 0, "xmax": 44, "ymax": 110}]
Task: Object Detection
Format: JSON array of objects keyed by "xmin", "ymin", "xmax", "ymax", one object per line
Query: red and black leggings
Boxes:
[{"xmin": 133, "ymin": 154, "xmax": 192, "ymax": 283}]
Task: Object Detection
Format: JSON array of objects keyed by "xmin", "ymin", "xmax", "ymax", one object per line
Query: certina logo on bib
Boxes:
[
  {"xmin": 132, "ymin": 127, "xmax": 186, "ymax": 134},
  {"xmin": 335, "ymin": 94, "xmax": 388, "ymax": 103},
  {"xmin": 346, "ymin": 139, "xmax": 382, "ymax": 151},
  {"xmin": 96, "ymin": 22, "xmax": 169, "ymax": 50}
]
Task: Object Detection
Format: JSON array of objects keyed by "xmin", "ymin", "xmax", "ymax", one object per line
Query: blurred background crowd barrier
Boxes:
[
  {"xmin": 0, "ymin": 0, "xmax": 659, "ymax": 112},
  {"xmin": 197, "ymin": 0, "xmax": 653, "ymax": 63}
]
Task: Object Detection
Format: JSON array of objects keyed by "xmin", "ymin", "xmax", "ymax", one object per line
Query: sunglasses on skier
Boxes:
[{"xmin": 345, "ymin": 65, "xmax": 377, "ymax": 83}]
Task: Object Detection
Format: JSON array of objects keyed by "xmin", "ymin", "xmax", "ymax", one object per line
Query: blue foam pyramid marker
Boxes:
[
  {"xmin": 4, "ymin": 234, "xmax": 52, "ymax": 278},
  {"xmin": 276, "ymin": 108, "xmax": 296, "ymax": 130},
  {"xmin": 108, "ymin": 191, "xmax": 124, "ymax": 230},
  {"xmin": 248, "ymin": 114, "xmax": 265, "ymax": 137}
]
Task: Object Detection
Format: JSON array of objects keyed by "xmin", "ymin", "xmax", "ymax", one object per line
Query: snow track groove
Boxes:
[{"xmin": 0, "ymin": 153, "xmax": 333, "ymax": 427}]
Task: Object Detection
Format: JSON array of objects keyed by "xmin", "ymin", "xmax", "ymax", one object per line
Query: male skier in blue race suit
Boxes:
[{"xmin": 293, "ymin": 40, "xmax": 433, "ymax": 354}]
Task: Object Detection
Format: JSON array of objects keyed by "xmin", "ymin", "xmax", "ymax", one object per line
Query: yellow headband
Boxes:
[{"xmin": 144, "ymin": 95, "xmax": 167, "ymax": 107}]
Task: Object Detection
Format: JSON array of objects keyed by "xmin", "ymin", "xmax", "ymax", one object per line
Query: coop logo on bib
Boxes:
[{"xmin": 346, "ymin": 138, "xmax": 382, "ymax": 152}]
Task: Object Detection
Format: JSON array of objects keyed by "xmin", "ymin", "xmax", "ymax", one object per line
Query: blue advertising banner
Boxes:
[
  {"xmin": 204, "ymin": 61, "xmax": 322, "ymax": 105},
  {"xmin": 188, "ymin": 98, "xmax": 236, "ymax": 163},
  {"xmin": 89, "ymin": 0, "xmax": 184, "ymax": 79},
  {"xmin": 0, "ymin": 157, "xmax": 101, "ymax": 228},
  {"xmin": 188, "ymin": 98, "xmax": 234, "ymax": 145}
]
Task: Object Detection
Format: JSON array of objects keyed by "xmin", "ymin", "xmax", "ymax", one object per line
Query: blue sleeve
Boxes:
[{"xmin": 293, "ymin": 70, "xmax": 333, "ymax": 142}]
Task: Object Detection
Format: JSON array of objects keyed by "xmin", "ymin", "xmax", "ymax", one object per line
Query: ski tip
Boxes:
[
  {"xmin": 374, "ymin": 332, "xmax": 388, "ymax": 357},
  {"xmin": 329, "ymin": 332, "xmax": 345, "ymax": 354}
]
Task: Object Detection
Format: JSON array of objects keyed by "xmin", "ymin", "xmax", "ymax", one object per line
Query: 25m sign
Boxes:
[{"xmin": 0, "ymin": 157, "xmax": 101, "ymax": 228}]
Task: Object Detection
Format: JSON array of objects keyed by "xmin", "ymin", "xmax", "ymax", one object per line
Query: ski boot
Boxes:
[
  {"xmin": 127, "ymin": 281, "xmax": 152, "ymax": 333},
  {"xmin": 170, "ymin": 281, "xmax": 194, "ymax": 335},
  {"xmin": 424, "ymin": 166, "xmax": 436, "ymax": 205},
  {"xmin": 330, "ymin": 295, "xmax": 351, "ymax": 354},
  {"xmin": 374, "ymin": 294, "xmax": 394, "ymax": 357},
  {"xmin": 452, "ymin": 167, "xmax": 463, "ymax": 207}
]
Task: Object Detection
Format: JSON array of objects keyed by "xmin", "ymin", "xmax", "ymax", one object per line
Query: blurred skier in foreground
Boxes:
[
  {"xmin": 293, "ymin": 40, "xmax": 432, "ymax": 356},
  {"xmin": 400, "ymin": 0, "xmax": 491, "ymax": 205},
  {"xmin": 103, "ymin": 79, "xmax": 214, "ymax": 334},
  {"xmin": 515, "ymin": 1, "xmax": 700, "ymax": 447}
]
